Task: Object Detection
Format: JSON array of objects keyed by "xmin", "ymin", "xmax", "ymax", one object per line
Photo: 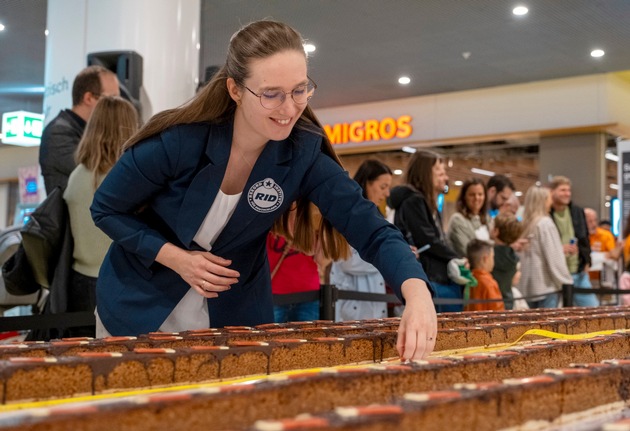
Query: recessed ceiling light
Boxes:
[
  {"xmin": 398, "ymin": 76, "xmax": 411, "ymax": 85},
  {"xmin": 471, "ymin": 168, "xmax": 496, "ymax": 177},
  {"xmin": 515, "ymin": 191, "xmax": 523, "ymax": 197},
  {"xmin": 0, "ymin": 23, "xmax": 5, "ymax": 31},
  {"xmin": 454, "ymin": 180, "xmax": 464, "ymax": 186},
  {"xmin": 591, "ymin": 49, "xmax": 605, "ymax": 58},
  {"xmin": 393, "ymin": 169, "xmax": 403, "ymax": 176},
  {"xmin": 44, "ymin": 29, "xmax": 49, "ymax": 36},
  {"xmin": 303, "ymin": 43, "xmax": 316, "ymax": 53},
  {"xmin": 401, "ymin": 146, "xmax": 416, "ymax": 153},
  {"xmin": 513, "ymin": 6, "xmax": 528, "ymax": 16}
]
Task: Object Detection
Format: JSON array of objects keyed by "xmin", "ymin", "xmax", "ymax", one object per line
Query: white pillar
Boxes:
[{"xmin": 43, "ymin": 0, "xmax": 200, "ymax": 124}]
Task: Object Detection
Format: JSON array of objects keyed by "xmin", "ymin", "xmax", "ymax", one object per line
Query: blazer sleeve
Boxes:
[
  {"xmin": 538, "ymin": 218, "xmax": 574, "ymax": 286},
  {"xmin": 300, "ymin": 150, "xmax": 431, "ymax": 300},
  {"xmin": 400, "ymin": 195, "xmax": 459, "ymax": 263},
  {"xmin": 90, "ymin": 130, "xmax": 182, "ymax": 269}
]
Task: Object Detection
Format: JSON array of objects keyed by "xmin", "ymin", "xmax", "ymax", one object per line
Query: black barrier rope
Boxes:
[
  {"xmin": 0, "ymin": 311, "xmax": 95, "ymax": 332},
  {"xmin": 272, "ymin": 284, "xmax": 630, "ymax": 321}
]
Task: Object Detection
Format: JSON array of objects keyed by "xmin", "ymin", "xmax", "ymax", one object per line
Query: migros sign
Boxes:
[{"xmin": 323, "ymin": 115, "xmax": 412, "ymax": 145}]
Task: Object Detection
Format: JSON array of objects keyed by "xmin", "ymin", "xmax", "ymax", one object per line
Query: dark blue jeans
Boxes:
[
  {"xmin": 273, "ymin": 301, "xmax": 320, "ymax": 323},
  {"xmin": 432, "ymin": 281, "xmax": 464, "ymax": 313}
]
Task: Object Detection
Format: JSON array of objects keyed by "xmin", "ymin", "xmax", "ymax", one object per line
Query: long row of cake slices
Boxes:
[
  {"xmin": 248, "ymin": 360, "xmax": 630, "ymax": 431},
  {"xmin": 0, "ymin": 334, "xmax": 628, "ymax": 430},
  {"xmin": 2, "ymin": 308, "xmax": 630, "ymax": 361}
]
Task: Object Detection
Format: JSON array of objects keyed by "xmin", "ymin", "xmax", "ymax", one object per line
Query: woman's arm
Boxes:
[
  {"xmin": 301, "ymin": 151, "xmax": 436, "ymax": 359},
  {"xmin": 397, "ymin": 279, "xmax": 437, "ymax": 360},
  {"xmin": 90, "ymin": 132, "xmax": 178, "ymax": 267}
]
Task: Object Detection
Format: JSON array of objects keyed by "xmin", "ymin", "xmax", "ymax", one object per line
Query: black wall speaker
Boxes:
[{"xmin": 87, "ymin": 51, "xmax": 143, "ymax": 102}]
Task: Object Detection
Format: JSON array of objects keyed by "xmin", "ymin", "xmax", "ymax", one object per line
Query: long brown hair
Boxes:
[
  {"xmin": 456, "ymin": 178, "xmax": 488, "ymax": 224},
  {"xmin": 123, "ymin": 20, "xmax": 348, "ymax": 259},
  {"xmin": 405, "ymin": 150, "xmax": 443, "ymax": 214},
  {"xmin": 76, "ymin": 96, "xmax": 139, "ymax": 189}
]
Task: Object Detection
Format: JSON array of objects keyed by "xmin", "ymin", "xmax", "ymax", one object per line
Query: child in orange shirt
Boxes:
[{"xmin": 465, "ymin": 239, "xmax": 505, "ymax": 311}]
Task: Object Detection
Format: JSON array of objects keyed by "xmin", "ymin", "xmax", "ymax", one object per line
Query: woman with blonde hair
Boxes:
[
  {"xmin": 90, "ymin": 20, "xmax": 435, "ymax": 360},
  {"xmin": 517, "ymin": 186, "xmax": 572, "ymax": 308},
  {"xmin": 63, "ymin": 96, "xmax": 138, "ymax": 337}
]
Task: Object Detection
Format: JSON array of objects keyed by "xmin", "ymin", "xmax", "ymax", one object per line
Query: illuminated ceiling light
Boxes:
[
  {"xmin": 398, "ymin": 76, "xmax": 411, "ymax": 85},
  {"xmin": 471, "ymin": 167, "xmax": 496, "ymax": 177},
  {"xmin": 303, "ymin": 43, "xmax": 316, "ymax": 54},
  {"xmin": 512, "ymin": 6, "xmax": 528, "ymax": 16},
  {"xmin": 610, "ymin": 184, "xmax": 619, "ymax": 190},
  {"xmin": 393, "ymin": 169, "xmax": 403, "ymax": 176},
  {"xmin": 44, "ymin": 29, "xmax": 49, "ymax": 36},
  {"xmin": 401, "ymin": 146, "xmax": 416, "ymax": 153},
  {"xmin": 454, "ymin": 180, "xmax": 463, "ymax": 186},
  {"xmin": 605, "ymin": 152, "xmax": 619, "ymax": 162},
  {"xmin": 0, "ymin": 23, "xmax": 5, "ymax": 31},
  {"xmin": 591, "ymin": 49, "xmax": 605, "ymax": 58},
  {"xmin": 515, "ymin": 191, "xmax": 523, "ymax": 197}
]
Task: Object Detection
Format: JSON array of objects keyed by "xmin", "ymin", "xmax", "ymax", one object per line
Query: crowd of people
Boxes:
[{"xmin": 24, "ymin": 19, "xmax": 627, "ymax": 360}]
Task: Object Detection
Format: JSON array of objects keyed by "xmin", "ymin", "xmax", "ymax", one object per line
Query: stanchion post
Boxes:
[
  {"xmin": 319, "ymin": 284, "xmax": 337, "ymax": 321},
  {"xmin": 562, "ymin": 284, "xmax": 574, "ymax": 307}
]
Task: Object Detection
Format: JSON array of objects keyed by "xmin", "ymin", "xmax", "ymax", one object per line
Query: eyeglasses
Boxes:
[{"xmin": 244, "ymin": 78, "xmax": 317, "ymax": 109}]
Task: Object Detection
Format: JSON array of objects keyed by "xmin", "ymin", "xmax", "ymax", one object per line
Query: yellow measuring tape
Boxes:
[
  {"xmin": 430, "ymin": 328, "xmax": 630, "ymax": 357},
  {"xmin": 1, "ymin": 328, "xmax": 627, "ymax": 413}
]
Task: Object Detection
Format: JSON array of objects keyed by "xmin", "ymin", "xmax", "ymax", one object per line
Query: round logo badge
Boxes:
[{"xmin": 247, "ymin": 178, "xmax": 284, "ymax": 213}]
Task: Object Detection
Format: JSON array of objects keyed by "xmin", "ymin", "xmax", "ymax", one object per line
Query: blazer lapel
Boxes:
[
  {"xmin": 177, "ymin": 123, "xmax": 232, "ymax": 247},
  {"xmin": 212, "ymin": 139, "xmax": 293, "ymax": 254}
]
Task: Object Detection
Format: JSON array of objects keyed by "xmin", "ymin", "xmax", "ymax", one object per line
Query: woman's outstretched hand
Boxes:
[
  {"xmin": 397, "ymin": 279, "xmax": 437, "ymax": 360},
  {"xmin": 156, "ymin": 243, "xmax": 239, "ymax": 298}
]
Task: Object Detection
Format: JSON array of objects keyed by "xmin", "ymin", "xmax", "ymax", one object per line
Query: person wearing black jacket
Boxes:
[
  {"xmin": 388, "ymin": 150, "xmax": 468, "ymax": 312},
  {"xmin": 39, "ymin": 65, "xmax": 119, "ymax": 194},
  {"xmin": 549, "ymin": 175, "xmax": 598, "ymax": 307}
]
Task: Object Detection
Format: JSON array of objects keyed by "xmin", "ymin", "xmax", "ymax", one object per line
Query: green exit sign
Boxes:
[{"xmin": 1, "ymin": 111, "xmax": 44, "ymax": 146}]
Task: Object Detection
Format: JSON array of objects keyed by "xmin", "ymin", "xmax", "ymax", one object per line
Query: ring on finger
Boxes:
[{"xmin": 202, "ymin": 280, "xmax": 208, "ymax": 290}]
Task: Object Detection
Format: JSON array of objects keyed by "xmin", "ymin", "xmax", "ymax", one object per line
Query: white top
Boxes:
[
  {"xmin": 160, "ymin": 190, "xmax": 242, "ymax": 332},
  {"xmin": 193, "ymin": 191, "xmax": 242, "ymax": 250}
]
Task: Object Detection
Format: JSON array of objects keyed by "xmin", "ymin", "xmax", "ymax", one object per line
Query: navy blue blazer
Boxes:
[{"xmin": 91, "ymin": 121, "xmax": 430, "ymax": 335}]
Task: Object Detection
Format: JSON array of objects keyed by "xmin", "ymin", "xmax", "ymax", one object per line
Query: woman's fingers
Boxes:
[{"xmin": 189, "ymin": 251, "xmax": 240, "ymax": 295}]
